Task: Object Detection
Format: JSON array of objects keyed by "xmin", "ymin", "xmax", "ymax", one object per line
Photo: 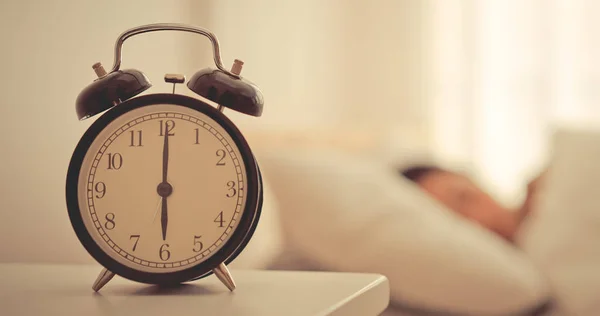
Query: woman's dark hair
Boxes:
[{"xmin": 399, "ymin": 165, "xmax": 442, "ymax": 183}]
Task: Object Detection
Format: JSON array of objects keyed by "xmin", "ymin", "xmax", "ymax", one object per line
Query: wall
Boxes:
[
  {"xmin": 0, "ymin": 0, "xmax": 206, "ymax": 263},
  {"xmin": 204, "ymin": 0, "xmax": 432, "ymax": 154}
]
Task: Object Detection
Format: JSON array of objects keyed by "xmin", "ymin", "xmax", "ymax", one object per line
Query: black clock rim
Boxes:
[
  {"xmin": 66, "ymin": 93, "xmax": 262, "ymax": 285},
  {"xmin": 226, "ymin": 160, "xmax": 263, "ymax": 265},
  {"xmin": 189, "ymin": 160, "xmax": 264, "ymax": 281}
]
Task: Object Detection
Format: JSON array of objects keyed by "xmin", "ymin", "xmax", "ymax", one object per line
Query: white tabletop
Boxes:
[{"xmin": 0, "ymin": 263, "xmax": 389, "ymax": 316}]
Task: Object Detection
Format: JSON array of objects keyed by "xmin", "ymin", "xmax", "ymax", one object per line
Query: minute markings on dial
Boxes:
[{"xmin": 86, "ymin": 112, "xmax": 245, "ymax": 269}]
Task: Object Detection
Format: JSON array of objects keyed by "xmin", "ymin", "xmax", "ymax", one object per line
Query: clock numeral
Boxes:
[
  {"xmin": 226, "ymin": 181, "xmax": 237, "ymax": 198},
  {"xmin": 194, "ymin": 128, "xmax": 200, "ymax": 144},
  {"xmin": 159, "ymin": 243, "xmax": 171, "ymax": 261},
  {"xmin": 94, "ymin": 182, "xmax": 106, "ymax": 199},
  {"xmin": 193, "ymin": 235, "xmax": 204, "ymax": 252},
  {"xmin": 216, "ymin": 149, "xmax": 226, "ymax": 166},
  {"xmin": 159, "ymin": 120, "xmax": 176, "ymax": 136},
  {"xmin": 214, "ymin": 211, "xmax": 225, "ymax": 227},
  {"xmin": 104, "ymin": 213, "xmax": 115, "ymax": 230},
  {"xmin": 107, "ymin": 153, "xmax": 123, "ymax": 170},
  {"xmin": 130, "ymin": 235, "xmax": 140, "ymax": 251},
  {"xmin": 129, "ymin": 130, "xmax": 143, "ymax": 147}
]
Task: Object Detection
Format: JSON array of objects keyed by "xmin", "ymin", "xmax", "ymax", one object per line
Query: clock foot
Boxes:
[
  {"xmin": 213, "ymin": 262, "xmax": 236, "ymax": 291},
  {"xmin": 92, "ymin": 268, "xmax": 115, "ymax": 292}
]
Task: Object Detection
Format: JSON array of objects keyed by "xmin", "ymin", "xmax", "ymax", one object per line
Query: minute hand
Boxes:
[
  {"xmin": 162, "ymin": 127, "xmax": 169, "ymax": 182},
  {"xmin": 160, "ymin": 126, "xmax": 170, "ymax": 241}
]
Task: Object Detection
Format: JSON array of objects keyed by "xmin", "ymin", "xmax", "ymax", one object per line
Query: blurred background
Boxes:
[{"xmin": 1, "ymin": 0, "xmax": 599, "ymax": 260}]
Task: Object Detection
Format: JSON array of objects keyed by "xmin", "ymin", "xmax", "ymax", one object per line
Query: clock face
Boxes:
[{"xmin": 71, "ymin": 98, "xmax": 257, "ymax": 277}]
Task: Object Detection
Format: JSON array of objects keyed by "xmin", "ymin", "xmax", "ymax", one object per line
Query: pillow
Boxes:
[
  {"xmin": 260, "ymin": 147, "xmax": 552, "ymax": 315},
  {"xmin": 517, "ymin": 127, "xmax": 600, "ymax": 315}
]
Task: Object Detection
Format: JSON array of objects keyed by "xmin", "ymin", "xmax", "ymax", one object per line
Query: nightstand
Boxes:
[{"xmin": 0, "ymin": 263, "xmax": 389, "ymax": 315}]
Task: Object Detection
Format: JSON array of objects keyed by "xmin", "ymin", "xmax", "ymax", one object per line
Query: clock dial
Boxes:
[{"xmin": 76, "ymin": 103, "xmax": 248, "ymax": 273}]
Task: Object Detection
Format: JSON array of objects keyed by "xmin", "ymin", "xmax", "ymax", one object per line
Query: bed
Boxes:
[{"xmin": 243, "ymin": 126, "xmax": 600, "ymax": 315}]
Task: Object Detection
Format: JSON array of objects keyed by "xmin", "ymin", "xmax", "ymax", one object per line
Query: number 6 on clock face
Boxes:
[{"xmin": 66, "ymin": 94, "xmax": 262, "ymax": 285}]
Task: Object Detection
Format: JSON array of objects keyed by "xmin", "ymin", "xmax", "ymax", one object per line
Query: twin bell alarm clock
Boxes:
[{"xmin": 65, "ymin": 23, "xmax": 264, "ymax": 292}]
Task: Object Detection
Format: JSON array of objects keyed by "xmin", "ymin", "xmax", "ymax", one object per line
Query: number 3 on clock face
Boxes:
[{"xmin": 67, "ymin": 95, "xmax": 261, "ymax": 284}]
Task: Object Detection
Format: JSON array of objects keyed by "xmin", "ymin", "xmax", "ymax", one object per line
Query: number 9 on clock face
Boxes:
[{"xmin": 66, "ymin": 95, "xmax": 262, "ymax": 284}]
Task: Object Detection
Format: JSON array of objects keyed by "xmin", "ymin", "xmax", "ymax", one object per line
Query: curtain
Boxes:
[{"xmin": 428, "ymin": 0, "xmax": 600, "ymax": 204}]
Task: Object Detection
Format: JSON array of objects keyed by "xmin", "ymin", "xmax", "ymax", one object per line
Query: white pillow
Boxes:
[
  {"xmin": 260, "ymin": 148, "xmax": 552, "ymax": 315},
  {"xmin": 517, "ymin": 127, "xmax": 600, "ymax": 315}
]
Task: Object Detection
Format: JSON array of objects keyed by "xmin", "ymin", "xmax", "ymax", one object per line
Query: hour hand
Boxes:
[{"xmin": 156, "ymin": 181, "xmax": 172, "ymax": 239}]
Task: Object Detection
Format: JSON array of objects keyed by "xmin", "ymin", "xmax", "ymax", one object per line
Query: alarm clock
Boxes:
[{"xmin": 65, "ymin": 23, "xmax": 264, "ymax": 292}]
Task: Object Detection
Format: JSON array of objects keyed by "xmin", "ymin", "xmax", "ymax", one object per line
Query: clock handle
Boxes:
[{"xmin": 108, "ymin": 23, "xmax": 239, "ymax": 79}]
